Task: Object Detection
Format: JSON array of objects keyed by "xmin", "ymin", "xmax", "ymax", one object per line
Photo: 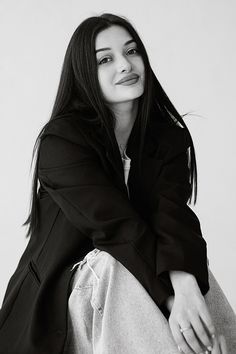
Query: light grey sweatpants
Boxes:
[{"xmin": 63, "ymin": 248, "xmax": 236, "ymax": 353}]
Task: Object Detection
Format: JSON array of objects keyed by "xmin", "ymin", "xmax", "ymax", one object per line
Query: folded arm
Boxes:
[
  {"xmin": 38, "ymin": 120, "xmax": 174, "ymax": 307},
  {"xmin": 38, "ymin": 119, "xmax": 209, "ymax": 312},
  {"xmin": 148, "ymin": 126, "xmax": 209, "ymax": 303}
]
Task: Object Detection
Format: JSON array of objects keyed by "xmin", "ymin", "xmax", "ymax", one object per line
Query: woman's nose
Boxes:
[{"xmin": 117, "ymin": 55, "xmax": 132, "ymax": 73}]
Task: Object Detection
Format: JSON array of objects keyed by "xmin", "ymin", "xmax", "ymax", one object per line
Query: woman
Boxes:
[{"xmin": 0, "ymin": 13, "xmax": 235, "ymax": 354}]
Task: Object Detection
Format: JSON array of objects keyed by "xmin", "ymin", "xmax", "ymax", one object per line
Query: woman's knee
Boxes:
[{"xmin": 70, "ymin": 250, "xmax": 116, "ymax": 289}]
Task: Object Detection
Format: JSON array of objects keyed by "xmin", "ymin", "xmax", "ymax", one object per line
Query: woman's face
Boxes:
[{"xmin": 95, "ymin": 25, "xmax": 145, "ymax": 106}]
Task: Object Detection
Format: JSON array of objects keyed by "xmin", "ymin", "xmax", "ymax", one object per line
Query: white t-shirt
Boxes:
[{"xmin": 121, "ymin": 147, "xmax": 131, "ymax": 199}]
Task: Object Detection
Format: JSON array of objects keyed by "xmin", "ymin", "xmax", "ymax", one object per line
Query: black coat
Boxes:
[{"xmin": 0, "ymin": 111, "xmax": 209, "ymax": 353}]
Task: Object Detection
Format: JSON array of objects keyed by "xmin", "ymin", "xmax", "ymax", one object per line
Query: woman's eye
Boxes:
[
  {"xmin": 98, "ymin": 57, "xmax": 111, "ymax": 65},
  {"xmin": 127, "ymin": 48, "xmax": 139, "ymax": 55},
  {"xmin": 98, "ymin": 48, "xmax": 139, "ymax": 65}
]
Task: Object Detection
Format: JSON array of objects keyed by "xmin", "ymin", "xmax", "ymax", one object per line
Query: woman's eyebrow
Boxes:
[{"xmin": 95, "ymin": 39, "xmax": 136, "ymax": 54}]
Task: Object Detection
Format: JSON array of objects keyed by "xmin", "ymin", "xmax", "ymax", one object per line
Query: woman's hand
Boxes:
[
  {"xmin": 212, "ymin": 335, "xmax": 228, "ymax": 354},
  {"xmin": 167, "ymin": 270, "xmax": 228, "ymax": 354}
]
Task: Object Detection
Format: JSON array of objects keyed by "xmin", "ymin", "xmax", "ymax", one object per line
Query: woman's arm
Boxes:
[
  {"xmin": 37, "ymin": 117, "xmax": 176, "ymax": 308},
  {"xmin": 145, "ymin": 125, "xmax": 225, "ymax": 352},
  {"xmin": 148, "ymin": 125, "xmax": 209, "ymax": 303}
]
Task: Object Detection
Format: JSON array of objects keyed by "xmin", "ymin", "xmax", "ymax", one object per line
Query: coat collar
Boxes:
[
  {"xmin": 69, "ymin": 110, "xmax": 161, "ymax": 189},
  {"xmin": 85, "ymin": 112, "xmax": 159, "ymax": 154},
  {"xmin": 85, "ymin": 113, "xmax": 160, "ymax": 183},
  {"xmin": 44, "ymin": 110, "xmax": 161, "ymax": 183}
]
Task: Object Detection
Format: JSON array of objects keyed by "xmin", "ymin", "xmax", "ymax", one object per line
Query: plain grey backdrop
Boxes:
[{"xmin": 0, "ymin": 0, "xmax": 235, "ymax": 313}]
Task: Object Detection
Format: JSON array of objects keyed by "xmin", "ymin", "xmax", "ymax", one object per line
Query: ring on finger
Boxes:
[{"xmin": 179, "ymin": 325, "xmax": 192, "ymax": 333}]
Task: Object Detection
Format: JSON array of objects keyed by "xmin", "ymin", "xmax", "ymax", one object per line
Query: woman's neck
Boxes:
[{"xmin": 112, "ymin": 100, "xmax": 138, "ymax": 153}]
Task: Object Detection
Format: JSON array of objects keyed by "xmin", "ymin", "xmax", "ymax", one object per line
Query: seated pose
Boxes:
[{"xmin": 0, "ymin": 12, "xmax": 235, "ymax": 354}]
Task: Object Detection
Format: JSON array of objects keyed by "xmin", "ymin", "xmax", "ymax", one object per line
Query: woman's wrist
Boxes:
[{"xmin": 169, "ymin": 270, "xmax": 198, "ymax": 293}]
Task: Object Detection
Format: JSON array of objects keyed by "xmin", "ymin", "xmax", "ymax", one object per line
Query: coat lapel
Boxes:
[{"xmin": 73, "ymin": 111, "xmax": 161, "ymax": 196}]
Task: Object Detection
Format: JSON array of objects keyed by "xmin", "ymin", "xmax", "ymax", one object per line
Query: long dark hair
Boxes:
[{"xmin": 22, "ymin": 12, "xmax": 198, "ymax": 239}]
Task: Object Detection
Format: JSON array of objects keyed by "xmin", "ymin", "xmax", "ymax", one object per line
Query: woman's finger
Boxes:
[
  {"xmin": 199, "ymin": 302, "xmax": 216, "ymax": 339},
  {"xmin": 180, "ymin": 325, "xmax": 206, "ymax": 354},
  {"xmin": 169, "ymin": 319, "xmax": 195, "ymax": 354},
  {"xmin": 218, "ymin": 335, "xmax": 228, "ymax": 354},
  {"xmin": 210, "ymin": 335, "xmax": 228, "ymax": 354},
  {"xmin": 211, "ymin": 335, "xmax": 222, "ymax": 354},
  {"xmin": 189, "ymin": 313, "xmax": 214, "ymax": 351}
]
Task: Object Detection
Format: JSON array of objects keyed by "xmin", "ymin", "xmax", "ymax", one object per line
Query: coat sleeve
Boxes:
[
  {"xmin": 38, "ymin": 122, "xmax": 175, "ymax": 308},
  {"xmin": 148, "ymin": 125, "xmax": 209, "ymax": 312},
  {"xmin": 38, "ymin": 119, "xmax": 209, "ymax": 313}
]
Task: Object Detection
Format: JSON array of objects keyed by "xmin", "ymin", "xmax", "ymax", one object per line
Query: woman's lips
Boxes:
[{"xmin": 117, "ymin": 77, "xmax": 139, "ymax": 86}]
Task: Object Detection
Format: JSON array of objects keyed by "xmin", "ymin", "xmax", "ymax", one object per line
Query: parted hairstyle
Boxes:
[{"xmin": 22, "ymin": 12, "xmax": 198, "ymax": 239}]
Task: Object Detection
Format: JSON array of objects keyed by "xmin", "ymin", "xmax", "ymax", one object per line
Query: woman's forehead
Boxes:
[{"xmin": 95, "ymin": 26, "xmax": 134, "ymax": 52}]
